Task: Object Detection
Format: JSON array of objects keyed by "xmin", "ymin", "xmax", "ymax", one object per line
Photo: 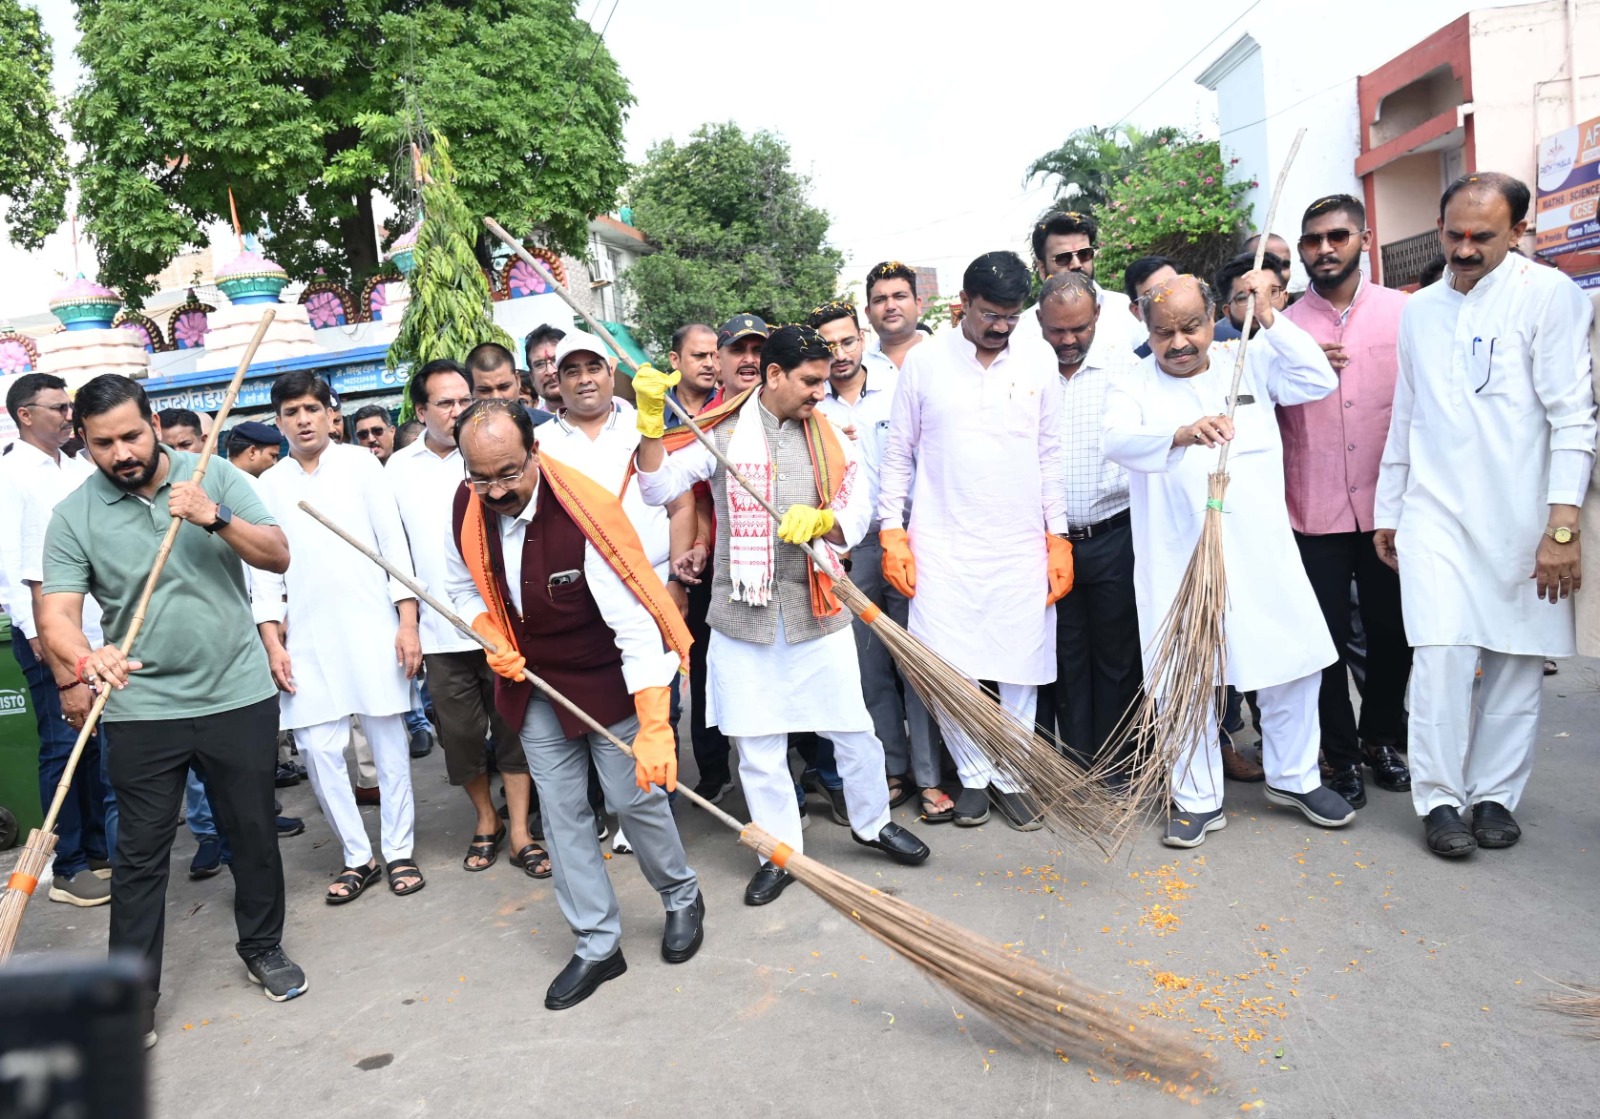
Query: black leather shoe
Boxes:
[
  {"xmin": 744, "ymin": 862, "xmax": 793, "ymax": 906},
  {"xmin": 1362, "ymin": 742, "xmax": 1412, "ymax": 792},
  {"xmin": 1327, "ymin": 765, "xmax": 1367, "ymax": 810},
  {"xmin": 662, "ymin": 892, "xmax": 706, "ymax": 963},
  {"xmin": 544, "ymin": 950, "xmax": 627, "ymax": 1010},
  {"xmin": 852, "ymin": 822, "xmax": 931, "ymax": 866},
  {"xmin": 1423, "ymin": 805, "xmax": 1477, "ymax": 858},
  {"xmin": 1471, "ymin": 801, "xmax": 1521, "ymax": 848}
]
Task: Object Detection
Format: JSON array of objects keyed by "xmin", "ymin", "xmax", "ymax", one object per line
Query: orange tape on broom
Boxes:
[
  {"xmin": 6, "ymin": 872, "xmax": 38, "ymax": 895},
  {"xmin": 769, "ymin": 843, "xmax": 795, "ymax": 868},
  {"xmin": 857, "ymin": 604, "xmax": 882, "ymax": 625}
]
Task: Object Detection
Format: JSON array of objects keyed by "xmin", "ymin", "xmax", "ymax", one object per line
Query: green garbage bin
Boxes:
[{"xmin": 0, "ymin": 612, "xmax": 41, "ymax": 848}]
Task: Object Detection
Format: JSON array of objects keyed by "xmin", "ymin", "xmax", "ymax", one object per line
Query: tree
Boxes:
[
  {"xmin": 1092, "ymin": 131, "xmax": 1255, "ymax": 296},
  {"xmin": 1026, "ymin": 124, "xmax": 1184, "ymax": 211},
  {"xmin": 623, "ymin": 122, "xmax": 844, "ymax": 353},
  {"xmin": 388, "ymin": 137, "xmax": 513, "ymax": 421},
  {"xmin": 69, "ymin": 0, "xmax": 633, "ymax": 306},
  {"xmin": 0, "ymin": 0, "xmax": 68, "ymax": 250}
]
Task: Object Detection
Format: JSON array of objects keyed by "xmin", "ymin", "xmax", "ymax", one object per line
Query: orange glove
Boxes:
[
  {"xmin": 880, "ymin": 527, "xmax": 916, "ymax": 598},
  {"xmin": 471, "ymin": 612, "xmax": 526, "ymax": 681},
  {"xmin": 1046, "ymin": 534, "xmax": 1075, "ymax": 605},
  {"xmin": 632, "ymin": 685, "xmax": 678, "ymax": 791}
]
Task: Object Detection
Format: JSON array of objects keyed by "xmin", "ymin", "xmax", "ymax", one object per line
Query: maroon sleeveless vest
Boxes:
[{"xmin": 452, "ymin": 482, "xmax": 633, "ymax": 738}]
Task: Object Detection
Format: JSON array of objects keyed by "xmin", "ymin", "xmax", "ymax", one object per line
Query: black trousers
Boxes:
[
  {"xmin": 1045, "ymin": 519, "xmax": 1143, "ymax": 769},
  {"xmin": 686, "ymin": 571, "xmax": 731, "ymax": 786},
  {"xmin": 105, "ymin": 696, "xmax": 285, "ymax": 1004},
  {"xmin": 1294, "ymin": 530, "xmax": 1412, "ymax": 768}
]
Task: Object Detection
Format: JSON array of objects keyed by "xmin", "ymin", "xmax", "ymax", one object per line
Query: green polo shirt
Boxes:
[{"xmin": 42, "ymin": 448, "xmax": 278, "ymax": 722}]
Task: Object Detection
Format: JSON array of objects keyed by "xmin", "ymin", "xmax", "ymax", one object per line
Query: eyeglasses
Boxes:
[
  {"xmin": 975, "ymin": 310, "xmax": 1023, "ymax": 327},
  {"xmin": 827, "ymin": 335, "xmax": 862, "ymax": 353},
  {"xmin": 1050, "ymin": 247, "xmax": 1096, "ymax": 268},
  {"xmin": 20, "ymin": 401, "xmax": 72, "ymax": 417},
  {"xmin": 425, "ymin": 396, "xmax": 474, "ymax": 412},
  {"xmin": 1229, "ymin": 287, "xmax": 1284, "ymax": 306},
  {"xmin": 466, "ymin": 452, "xmax": 533, "ymax": 493},
  {"xmin": 1298, "ymin": 228, "xmax": 1367, "ymax": 251},
  {"xmin": 530, "ymin": 358, "xmax": 557, "ymax": 373}
]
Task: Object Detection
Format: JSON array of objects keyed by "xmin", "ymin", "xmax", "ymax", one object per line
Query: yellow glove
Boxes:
[
  {"xmin": 631, "ymin": 685, "xmax": 678, "ymax": 791},
  {"xmin": 777, "ymin": 504, "xmax": 835, "ymax": 545},
  {"xmin": 471, "ymin": 613, "xmax": 525, "ymax": 681},
  {"xmin": 632, "ymin": 362, "xmax": 681, "ymax": 440}
]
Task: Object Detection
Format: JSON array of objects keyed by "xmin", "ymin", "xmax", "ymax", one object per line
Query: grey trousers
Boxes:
[
  {"xmin": 519, "ymin": 697, "xmax": 699, "ymax": 961},
  {"xmin": 851, "ymin": 532, "xmax": 942, "ymax": 788}
]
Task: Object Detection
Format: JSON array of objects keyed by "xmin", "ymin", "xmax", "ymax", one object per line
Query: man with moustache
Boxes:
[
  {"xmin": 1103, "ymin": 273, "xmax": 1355, "ymax": 847},
  {"xmin": 36, "ymin": 374, "xmax": 302, "ymax": 1038},
  {"xmin": 715, "ymin": 314, "xmax": 769, "ymax": 398},
  {"xmin": 351, "ymin": 405, "xmax": 396, "ymax": 464},
  {"xmin": 524, "ymin": 324, "xmax": 567, "ymax": 412},
  {"xmin": 226, "ymin": 422, "xmax": 283, "ymax": 477},
  {"xmin": 1280, "ymin": 194, "xmax": 1412, "ymax": 810},
  {"xmin": 1019, "ymin": 210, "xmax": 1137, "ymax": 358},
  {"xmin": 154, "ymin": 408, "xmax": 204, "ymax": 453},
  {"xmin": 862, "ymin": 261, "xmax": 927, "ymax": 370},
  {"xmin": 665, "ymin": 323, "xmax": 720, "ymax": 426},
  {"xmin": 467, "ymin": 341, "xmax": 556, "ymax": 426},
  {"xmin": 1124, "ymin": 256, "xmax": 1181, "ymax": 359},
  {"xmin": 1376, "ymin": 172, "xmax": 1596, "ymax": 857},
  {"xmin": 878, "ymin": 252, "xmax": 1073, "ymax": 830},
  {"xmin": 252, "ymin": 371, "xmax": 424, "ymax": 902}
]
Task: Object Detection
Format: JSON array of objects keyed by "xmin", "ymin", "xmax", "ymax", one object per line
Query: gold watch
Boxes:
[{"xmin": 1545, "ymin": 525, "xmax": 1580, "ymax": 544}]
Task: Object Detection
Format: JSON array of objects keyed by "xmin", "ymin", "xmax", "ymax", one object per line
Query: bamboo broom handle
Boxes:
[
  {"xmin": 295, "ymin": 500, "xmax": 747, "ymax": 835},
  {"xmin": 1216, "ymin": 127, "xmax": 1306, "ymax": 475},
  {"xmin": 38, "ymin": 311, "xmax": 276, "ymax": 836}
]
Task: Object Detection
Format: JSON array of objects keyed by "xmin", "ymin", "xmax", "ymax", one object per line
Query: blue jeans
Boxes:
[
  {"xmin": 186, "ymin": 768, "xmax": 232, "ymax": 860},
  {"xmin": 14, "ymin": 628, "xmax": 109, "ymax": 877}
]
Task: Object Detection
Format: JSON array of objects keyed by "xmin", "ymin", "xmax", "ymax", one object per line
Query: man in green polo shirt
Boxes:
[{"xmin": 36, "ymin": 374, "xmax": 308, "ymax": 1045}]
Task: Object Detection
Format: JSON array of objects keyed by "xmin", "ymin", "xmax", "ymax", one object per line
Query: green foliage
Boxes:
[
  {"xmin": 921, "ymin": 293, "xmax": 954, "ymax": 330},
  {"xmin": 0, "ymin": 0, "xmax": 68, "ymax": 250},
  {"xmin": 70, "ymin": 0, "xmax": 632, "ymax": 306},
  {"xmin": 1092, "ymin": 132, "xmax": 1255, "ymax": 296},
  {"xmin": 388, "ymin": 137, "xmax": 513, "ymax": 422},
  {"xmin": 623, "ymin": 122, "xmax": 845, "ymax": 353},
  {"xmin": 1026, "ymin": 124, "xmax": 1185, "ymax": 211}
]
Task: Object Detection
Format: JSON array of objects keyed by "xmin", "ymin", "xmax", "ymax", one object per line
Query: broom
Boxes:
[
  {"xmin": 481, "ymin": 218, "xmax": 1116, "ymax": 848},
  {"xmin": 0, "ymin": 310, "xmax": 277, "ymax": 963},
  {"xmin": 1106, "ymin": 130, "xmax": 1308, "ymax": 849},
  {"xmin": 296, "ymin": 499, "xmax": 1209, "ymax": 1085}
]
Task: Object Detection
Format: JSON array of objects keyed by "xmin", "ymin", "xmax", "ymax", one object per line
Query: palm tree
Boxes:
[{"xmin": 1026, "ymin": 125, "xmax": 1185, "ymax": 210}]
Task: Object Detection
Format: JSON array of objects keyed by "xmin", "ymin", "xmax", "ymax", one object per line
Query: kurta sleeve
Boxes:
[
  {"xmin": 357, "ymin": 454, "xmax": 419, "ymax": 604},
  {"xmin": 1255, "ymin": 314, "xmax": 1338, "ymax": 407},
  {"xmin": 876, "ymin": 353, "xmax": 920, "ymax": 529},
  {"xmin": 250, "ymin": 560, "xmax": 286, "ymax": 626},
  {"xmin": 1104, "ymin": 370, "xmax": 1186, "ymax": 474},
  {"xmin": 1531, "ymin": 276, "xmax": 1598, "ymax": 505},
  {"xmin": 635, "ymin": 439, "xmax": 715, "ymax": 508},
  {"xmin": 444, "ymin": 526, "xmax": 490, "ymax": 623},
  {"xmin": 1037, "ymin": 369, "xmax": 1068, "ymax": 533},
  {"xmin": 583, "ymin": 542, "xmax": 680, "ymax": 692},
  {"xmin": 0, "ymin": 464, "xmax": 25, "ymax": 633},
  {"xmin": 12, "ymin": 487, "xmax": 45, "ymax": 638},
  {"xmin": 824, "ymin": 418, "xmax": 871, "ymax": 549},
  {"xmin": 1374, "ymin": 314, "xmax": 1416, "ymax": 531}
]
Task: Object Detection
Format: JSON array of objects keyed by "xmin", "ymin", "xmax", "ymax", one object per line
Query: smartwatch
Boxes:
[{"xmin": 205, "ymin": 503, "xmax": 234, "ymax": 534}]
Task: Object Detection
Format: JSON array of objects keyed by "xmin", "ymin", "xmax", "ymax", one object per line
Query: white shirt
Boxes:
[
  {"xmin": 815, "ymin": 360, "xmax": 899, "ymax": 531},
  {"xmin": 1056, "ymin": 333, "xmax": 1139, "ymax": 526},
  {"xmin": 443, "ymin": 478, "xmax": 679, "ymax": 693},
  {"xmin": 1376, "ymin": 252, "xmax": 1598, "ymax": 654},
  {"xmin": 3, "ymin": 442, "xmax": 96, "ymax": 640},
  {"xmin": 386, "ymin": 436, "xmax": 479, "ymax": 655},
  {"xmin": 536, "ymin": 401, "xmax": 671, "ymax": 578}
]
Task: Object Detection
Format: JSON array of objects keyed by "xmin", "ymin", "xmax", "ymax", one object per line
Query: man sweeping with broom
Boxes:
[{"xmin": 1103, "ymin": 273, "xmax": 1357, "ymax": 847}]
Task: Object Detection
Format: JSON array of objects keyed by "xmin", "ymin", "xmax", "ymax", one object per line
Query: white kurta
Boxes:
[
  {"xmin": 1375, "ymin": 252, "xmax": 1598, "ymax": 655},
  {"xmin": 877, "ymin": 328, "xmax": 1067, "ymax": 683},
  {"xmin": 251, "ymin": 442, "xmax": 417, "ymax": 728},
  {"xmin": 636, "ymin": 407, "xmax": 873, "ymax": 737},
  {"xmin": 385, "ymin": 438, "xmax": 479, "ymax": 655},
  {"xmin": 1103, "ymin": 316, "xmax": 1338, "ymax": 692}
]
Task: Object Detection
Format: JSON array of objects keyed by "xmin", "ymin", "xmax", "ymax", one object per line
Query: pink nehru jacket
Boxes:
[{"xmin": 1278, "ymin": 278, "xmax": 1409, "ymax": 535}]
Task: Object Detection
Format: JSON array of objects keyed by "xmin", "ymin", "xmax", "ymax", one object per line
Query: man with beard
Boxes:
[
  {"xmin": 1215, "ymin": 253, "xmax": 1289, "ymax": 339},
  {"xmin": 1034, "ymin": 271, "xmax": 1143, "ymax": 774},
  {"xmin": 1019, "ymin": 210, "xmax": 1136, "ymax": 358},
  {"xmin": 1103, "ymin": 274, "xmax": 1355, "ymax": 847},
  {"xmin": 525, "ymin": 324, "xmax": 567, "ymax": 411},
  {"xmin": 878, "ymin": 252, "xmax": 1073, "ymax": 830},
  {"xmin": 716, "ymin": 314, "xmax": 768, "ymax": 397},
  {"xmin": 1280, "ymin": 194, "xmax": 1412, "ymax": 810},
  {"xmin": 253, "ymin": 371, "xmax": 424, "ymax": 903},
  {"xmin": 863, "ymin": 261, "xmax": 926, "ymax": 370},
  {"xmin": 36, "ymin": 375, "xmax": 303, "ymax": 1039}
]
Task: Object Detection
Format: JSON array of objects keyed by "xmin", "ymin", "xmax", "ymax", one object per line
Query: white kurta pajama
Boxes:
[
  {"xmin": 1103, "ymin": 317, "xmax": 1338, "ymax": 812},
  {"xmin": 636, "ymin": 400, "xmax": 891, "ymax": 861},
  {"xmin": 877, "ymin": 328, "xmax": 1067, "ymax": 793},
  {"xmin": 252, "ymin": 443, "xmax": 420, "ymax": 867},
  {"xmin": 1375, "ymin": 253, "xmax": 1598, "ymax": 816}
]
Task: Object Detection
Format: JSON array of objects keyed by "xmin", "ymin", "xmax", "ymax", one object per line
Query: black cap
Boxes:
[
  {"xmin": 228, "ymin": 420, "xmax": 281, "ymax": 448},
  {"xmin": 717, "ymin": 313, "xmax": 769, "ymax": 348}
]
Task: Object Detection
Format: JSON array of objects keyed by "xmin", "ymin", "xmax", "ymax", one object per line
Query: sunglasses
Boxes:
[
  {"xmin": 1298, "ymin": 228, "xmax": 1367, "ymax": 252},
  {"xmin": 1050, "ymin": 247, "xmax": 1096, "ymax": 268},
  {"xmin": 356, "ymin": 427, "xmax": 387, "ymax": 441}
]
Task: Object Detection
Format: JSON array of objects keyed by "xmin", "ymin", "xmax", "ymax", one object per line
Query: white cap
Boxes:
[{"xmin": 552, "ymin": 329, "xmax": 613, "ymax": 371}]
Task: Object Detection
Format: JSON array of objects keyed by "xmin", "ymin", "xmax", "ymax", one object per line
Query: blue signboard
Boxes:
[{"xmin": 142, "ymin": 346, "xmax": 411, "ymax": 413}]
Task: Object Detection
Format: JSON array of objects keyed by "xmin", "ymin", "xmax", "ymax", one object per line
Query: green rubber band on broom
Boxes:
[{"xmin": 1205, "ymin": 499, "xmax": 1224, "ymax": 511}]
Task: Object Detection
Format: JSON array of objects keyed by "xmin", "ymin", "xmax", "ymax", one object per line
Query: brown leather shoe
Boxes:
[{"xmin": 1221, "ymin": 741, "xmax": 1265, "ymax": 782}]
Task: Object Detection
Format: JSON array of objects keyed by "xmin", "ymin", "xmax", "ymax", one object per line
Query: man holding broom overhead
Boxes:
[
  {"xmin": 1103, "ymin": 273, "xmax": 1356, "ymax": 847},
  {"xmin": 634, "ymin": 325, "xmax": 931, "ymax": 907},
  {"xmin": 444, "ymin": 399, "xmax": 705, "ymax": 1010}
]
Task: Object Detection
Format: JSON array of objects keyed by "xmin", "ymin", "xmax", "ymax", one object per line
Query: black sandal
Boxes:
[
  {"xmin": 326, "ymin": 862, "xmax": 381, "ymax": 905},
  {"xmin": 886, "ymin": 773, "xmax": 917, "ymax": 810},
  {"xmin": 463, "ymin": 825, "xmax": 507, "ymax": 872},
  {"xmin": 920, "ymin": 788, "xmax": 956, "ymax": 824},
  {"xmin": 386, "ymin": 859, "xmax": 427, "ymax": 896},
  {"xmin": 509, "ymin": 842, "xmax": 553, "ymax": 879}
]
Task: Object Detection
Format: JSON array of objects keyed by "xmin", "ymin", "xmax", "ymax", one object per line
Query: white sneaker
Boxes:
[{"xmin": 611, "ymin": 827, "xmax": 632, "ymax": 855}]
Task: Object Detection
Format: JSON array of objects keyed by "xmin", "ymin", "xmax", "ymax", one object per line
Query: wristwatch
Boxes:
[
  {"xmin": 1545, "ymin": 525, "xmax": 1580, "ymax": 544},
  {"xmin": 205, "ymin": 503, "xmax": 234, "ymax": 534}
]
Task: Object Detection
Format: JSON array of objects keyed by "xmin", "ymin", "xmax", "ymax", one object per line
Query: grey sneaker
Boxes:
[
  {"xmin": 991, "ymin": 789, "xmax": 1044, "ymax": 832},
  {"xmin": 1163, "ymin": 806, "xmax": 1227, "ymax": 848},
  {"xmin": 244, "ymin": 946, "xmax": 309, "ymax": 1002},
  {"xmin": 1264, "ymin": 784, "xmax": 1355, "ymax": 827},
  {"xmin": 48, "ymin": 870, "xmax": 110, "ymax": 907}
]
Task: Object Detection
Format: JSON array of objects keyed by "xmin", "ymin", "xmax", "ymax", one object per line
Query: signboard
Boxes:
[
  {"xmin": 1536, "ymin": 116, "xmax": 1600, "ymax": 255},
  {"xmin": 145, "ymin": 356, "xmax": 410, "ymax": 415}
]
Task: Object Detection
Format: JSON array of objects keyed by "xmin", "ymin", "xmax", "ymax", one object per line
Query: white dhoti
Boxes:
[
  {"xmin": 1408, "ymin": 646, "xmax": 1542, "ymax": 815},
  {"xmin": 1173, "ymin": 672, "xmax": 1323, "ymax": 813},
  {"xmin": 297, "ymin": 713, "xmax": 415, "ymax": 866}
]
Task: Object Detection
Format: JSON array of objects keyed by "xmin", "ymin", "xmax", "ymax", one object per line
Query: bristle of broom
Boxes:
[
  {"xmin": 1543, "ymin": 983, "xmax": 1600, "ymax": 1038},
  {"xmin": 0, "ymin": 829, "xmax": 59, "ymax": 963},
  {"xmin": 833, "ymin": 577, "xmax": 1119, "ymax": 852},
  {"xmin": 738, "ymin": 823, "xmax": 1212, "ymax": 1087}
]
